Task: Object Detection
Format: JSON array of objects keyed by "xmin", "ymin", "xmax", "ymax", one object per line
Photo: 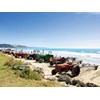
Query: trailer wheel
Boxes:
[
  {"xmin": 52, "ymin": 69, "xmax": 57, "ymax": 75},
  {"xmin": 72, "ymin": 65, "xmax": 80, "ymax": 77}
]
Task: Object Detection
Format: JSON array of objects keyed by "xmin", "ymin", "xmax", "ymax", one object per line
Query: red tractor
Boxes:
[
  {"xmin": 50, "ymin": 57, "xmax": 66, "ymax": 66},
  {"xmin": 3, "ymin": 49, "xmax": 15, "ymax": 56},
  {"xmin": 52, "ymin": 63, "xmax": 80, "ymax": 77},
  {"xmin": 14, "ymin": 52, "xmax": 29, "ymax": 59}
]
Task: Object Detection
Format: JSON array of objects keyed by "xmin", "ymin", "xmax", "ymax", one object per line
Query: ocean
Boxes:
[{"xmin": 2, "ymin": 47, "xmax": 100, "ymax": 64}]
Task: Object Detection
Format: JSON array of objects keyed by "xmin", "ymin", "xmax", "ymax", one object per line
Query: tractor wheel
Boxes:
[
  {"xmin": 15, "ymin": 56, "xmax": 17, "ymax": 58},
  {"xmin": 28, "ymin": 57, "xmax": 33, "ymax": 60},
  {"xmin": 39, "ymin": 59, "xmax": 44, "ymax": 63},
  {"xmin": 52, "ymin": 69, "xmax": 57, "ymax": 75},
  {"xmin": 72, "ymin": 65, "xmax": 80, "ymax": 77},
  {"xmin": 36, "ymin": 58, "xmax": 39, "ymax": 62},
  {"xmin": 44, "ymin": 59, "xmax": 48, "ymax": 63},
  {"xmin": 50, "ymin": 61, "xmax": 54, "ymax": 66}
]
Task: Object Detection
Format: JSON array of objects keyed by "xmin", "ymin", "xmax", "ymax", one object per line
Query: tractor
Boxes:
[
  {"xmin": 50, "ymin": 57, "xmax": 66, "ymax": 66},
  {"xmin": 52, "ymin": 62, "xmax": 80, "ymax": 77},
  {"xmin": 27, "ymin": 53, "xmax": 39, "ymax": 60},
  {"xmin": 14, "ymin": 52, "xmax": 29, "ymax": 59},
  {"xmin": 35, "ymin": 54, "xmax": 54, "ymax": 63},
  {"xmin": 3, "ymin": 49, "xmax": 15, "ymax": 56}
]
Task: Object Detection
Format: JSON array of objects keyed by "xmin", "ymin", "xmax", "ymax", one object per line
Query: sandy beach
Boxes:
[
  {"xmin": 75, "ymin": 66, "xmax": 100, "ymax": 85},
  {"xmin": 15, "ymin": 57, "xmax": 100, "ymax": 86}
]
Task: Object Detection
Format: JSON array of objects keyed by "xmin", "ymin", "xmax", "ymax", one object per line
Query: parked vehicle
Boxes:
[
  {"xmin": 52, "ymin": 63, "xmax": 80, "ymax": 77},
  {"xmin": 3, "ymin": 49, "xmax": 15, "ymax": 56},
  {"xmin": 50, "ymin": 57, "xmax": 66, "ymax": 66},
  {"xmin": 14, "ymin": 52, "xmax": 29, "ymax": 59},
  {"xmin": 36, "ymin": 54, "xmax": 54, "ymax": 63},
  {"xmin": 27, "ymin": 54, "xmax": 39, "ymax": 60}
]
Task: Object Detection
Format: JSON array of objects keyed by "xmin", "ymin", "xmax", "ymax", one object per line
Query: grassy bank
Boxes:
[{"xmin": 0, "ymin": 52, "xmax": 62, "ymax": 87}]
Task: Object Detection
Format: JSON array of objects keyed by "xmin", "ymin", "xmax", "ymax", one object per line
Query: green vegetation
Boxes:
[
  {"xmin": 4, "ymin": 58, "xmax": 24, "ymax": 69},
  {"xmin": 15, "ymin": 68, "xmax": 42, "ymax": 80},
  {"xmin": 4, "ymin": 58, "xmax": 42, "ymax": 80},
  {"xmin": 0, "ymin": 52, "xmax": 62, "ymax": 87},
  {"xmin": 20, "ymin": 69, "xmax": 41, "ymax": 80}
]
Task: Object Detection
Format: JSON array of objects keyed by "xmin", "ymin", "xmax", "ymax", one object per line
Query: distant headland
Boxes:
[{"xmin": 0, "ymin": 44, "xmax": 27, "ymax": 48}]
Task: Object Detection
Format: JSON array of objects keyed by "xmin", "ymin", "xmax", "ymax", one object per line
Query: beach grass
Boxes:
[{"xmin": 0, "ymin": 52, "xmax": 62, "ymax": 87}]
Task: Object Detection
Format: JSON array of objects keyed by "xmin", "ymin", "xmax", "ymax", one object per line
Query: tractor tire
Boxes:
[
  {"xmin": 72, "ymin": 65, "xmax": 80, "ymax": 77},
  {"xmin": 29, "ymin": 57, "xmax": 33, "ymax": 60},
  {"xmin": 15, "ymin": 56, "xmax": 17, "ymax": 58},
  {"xmin": 36, "ymin": 58, "xmax": 39, "ymax": 62},
  {"xmin": 52, "ymin": 69, "xmax": 57, "ymax": 75},
  {"xmin": 50, "ymin": 61, "xmax": 54, "ymax": 66},
  {"xmin": 39, "ymin": 59, "xmax": 44, "ymax": 63}
]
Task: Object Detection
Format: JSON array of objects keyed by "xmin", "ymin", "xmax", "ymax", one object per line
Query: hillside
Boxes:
[
  {"xmin": 0, "ymin": 53, "xmax": 62, "ymax": 86},
  {"xmin": 0, "ymin": 44, "xmax": 27, "ymax": 48}
]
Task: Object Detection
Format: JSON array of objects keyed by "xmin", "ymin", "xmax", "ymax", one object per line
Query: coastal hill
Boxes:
[{"xmin": 0, "ymin": 44, "xmax": 27, "ymax": 48}]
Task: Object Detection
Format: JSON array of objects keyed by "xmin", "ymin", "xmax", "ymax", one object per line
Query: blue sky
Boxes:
[{"xmin": 0, "ymin": 12, "xmax": 100, "ymax": 48}]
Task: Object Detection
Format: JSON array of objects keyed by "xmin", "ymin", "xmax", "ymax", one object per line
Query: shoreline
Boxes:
[
  {"xmin": 1, "ymin": 48, "xmax": 100, "ymax": 64},
  {"xmin": 1, "ymin": 49, "xmax": 100, "ymax": 86}
]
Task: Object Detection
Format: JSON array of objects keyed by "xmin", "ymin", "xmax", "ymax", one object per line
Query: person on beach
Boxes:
[
  {"xmin": 42, "ymin": 50, "xmax": 44, "ymax": 54},
  {"xmin": 21, "ymin": 49, "xmax": 23, "ymax": 53},
  {"xmin": 37, "ymin": 50, "xmax": 40, "ymax": 54},
  {"xmin": 48, "ymin": 51, "xmax": 52, "ymax": 54}
]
